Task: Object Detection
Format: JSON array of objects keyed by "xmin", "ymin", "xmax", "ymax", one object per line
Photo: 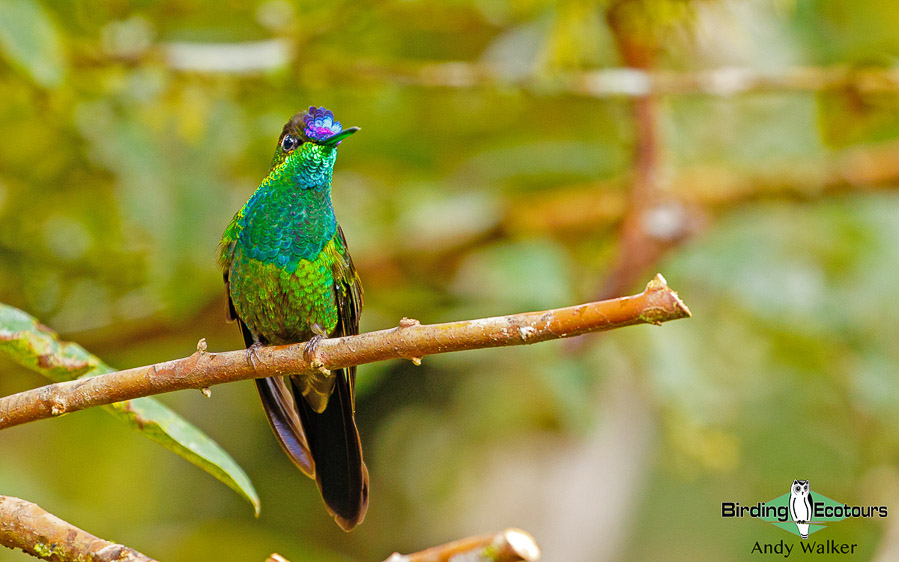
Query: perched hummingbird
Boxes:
[{"xmin": 217, "ymin": 106, "xmax": 368, "ymax": 530}]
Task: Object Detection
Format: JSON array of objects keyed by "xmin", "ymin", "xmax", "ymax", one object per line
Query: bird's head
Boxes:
[{"xmin": 269, "ymin": 106, "xmax": 359, "ymax": 187}]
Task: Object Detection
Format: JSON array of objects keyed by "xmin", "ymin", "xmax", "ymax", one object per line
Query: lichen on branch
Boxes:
[{"xmin": 0, "ymin": 495, "xmax": 158, "ymax": 562}]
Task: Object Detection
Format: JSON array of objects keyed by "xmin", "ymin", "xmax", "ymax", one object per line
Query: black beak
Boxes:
[{"xmin": 320, "ymin": 126, "xmax": 360, "ymax": 147}]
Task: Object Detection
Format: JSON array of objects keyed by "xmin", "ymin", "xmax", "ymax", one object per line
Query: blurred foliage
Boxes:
[{"xmin": 2, "ymin": 0, "xmax": 899, "ymax": 561}]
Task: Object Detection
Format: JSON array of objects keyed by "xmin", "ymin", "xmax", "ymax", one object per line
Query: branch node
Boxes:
[
  {"xmin": 310, "ymin": 360, "xmax": 331, "ymax": 377},
  {"xmin": 646, "ymin": 272, "xmax": 668, "ymax": 291},
  {"xmin": 200, "ymin": 387, "xmax": 212, "ymax": 398},
  {"xmin": 398, "ymin": 317, "xmax": 420, "ymax": 329},
  {"xmin": 498, "ymin": 528, "xmax": 541, "ymax": 561},
  {"xmin": 196, "ymin": 338, "xmax": 208, "ymax": 354},
  {"xmin": 50, "ymin": 400, "xmax": 66, "ymax": 417},
  {"xmin": 645, "ymin": 272, "xmax": 691, "ymax": 319},
  {"xmin": 410, "ymin": 356, "xmax": 422, "ymax": 366}
]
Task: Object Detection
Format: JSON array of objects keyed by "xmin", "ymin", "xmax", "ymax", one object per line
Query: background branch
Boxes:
[
  {"xmin": 148, "ymin": 39, "xmax": 899, "ymax": 99},
  {"xmin": 596, "ymin": 1, "xmax": 670, "ymax": 301},
  {"xmin": 349, "ymin": 60, "xmax": 899, "ymax": 98},
  {"xmin": 0, "ymin": 496, "xmax": 157, "ymax": 562},
  {"xmin": 0, "ymin": 275, "xmax": 689, "ymax": 430},
  {"xmin": 384, "ymin": 528, "xmax": 540, "ymax": 562}
]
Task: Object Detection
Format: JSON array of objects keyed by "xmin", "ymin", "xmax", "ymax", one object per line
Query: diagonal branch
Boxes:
[
  {"xmin": 271, "ymin": 528, "xmax": 541, "ymax": 562},
  {"xmin": 383, "ymin": 528, "xmax": 540, "ymax": 562},
  {"xmin": 0, "ymin": 496, "xmax": 157, "ymax": 562},
  {"xmin": 0, "ymin": 275, "xmax": 689, "ymax": 430}
]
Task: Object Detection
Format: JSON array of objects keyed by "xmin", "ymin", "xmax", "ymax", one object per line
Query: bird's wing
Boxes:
[
  {"xmin": 217, "ymin": 209, "xmax": 244, "ymax": 271},
  {"xmin": 289, "ymin": 226, "xmax": 368, "ymax": 530},
  {"xmin": 219, "ymin": 208, "xmax": 244, "ymax": 321},
  {"xmin": 230, "ymin": 289, "xmax": 316, "ymax": 478},
  {"xmin": 332, "ymin": 225, "xmax": 363, "ymax": 388}
]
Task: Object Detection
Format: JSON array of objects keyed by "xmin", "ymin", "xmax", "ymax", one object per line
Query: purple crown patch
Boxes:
[{"xmin": 303, "ymin": 106, "xmax": 343, "ymax": 143}]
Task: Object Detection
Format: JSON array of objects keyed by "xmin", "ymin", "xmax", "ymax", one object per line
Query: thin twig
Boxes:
[
  {"xmin": 384, "ymin": 528, "xmax": 540, "ymax": 562},
  {"xmin": 0, "ymin": 496, "xmax": 157, "ymax": 562},
  {"xmin": 0, "ymin": 275, "xmax": 689, "ymax": 430}
]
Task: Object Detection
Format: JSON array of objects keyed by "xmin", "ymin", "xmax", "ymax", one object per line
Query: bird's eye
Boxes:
[{"xmin": 281, "ymin": 135, "xmax": 299, "ymax": 151}]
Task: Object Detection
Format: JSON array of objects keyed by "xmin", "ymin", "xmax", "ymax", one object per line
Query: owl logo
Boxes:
[{"xmin": 789, "ymin": 479, "xmax": 813, "ymax": 539}]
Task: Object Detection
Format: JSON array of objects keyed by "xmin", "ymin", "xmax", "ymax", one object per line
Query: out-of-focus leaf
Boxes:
[
  {"xmin": 74, "ymin": 97, "xmax": 246, "ymax": 316},
  {"xmin": 0, "ymin": 0, "xmax": 65, "ymax": 87},
  {"xmin": 395, "ymin": 188, "xmax": 501, "ymax": 251},
  {"xmin": 458, "ymin": 141, "xmax": 622, "ymax": 186},
  {"xmin": 0, "ymin": 302, "xmax": 260, "ymax": 516}
]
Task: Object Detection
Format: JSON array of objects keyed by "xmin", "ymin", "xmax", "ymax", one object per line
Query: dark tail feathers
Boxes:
[
  {"xmin": 255, "ymin": 377, "xmax": 314, "ymax": 477},
  {"xmin": 255, "ymin": 370, "xmax": 369, "ymax": 531},
  {"xmin": 291, "ymin": 368, "xmax": 369, "ymax": 531}
]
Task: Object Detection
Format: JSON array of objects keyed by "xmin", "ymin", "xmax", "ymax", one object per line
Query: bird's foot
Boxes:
[
  {"xmin": 304, "ymin": 325, "xmax": 331, "ymax": 376},
  {"xmin": 303, "ymin": 334, "xmax": 323, "ymax": 363},
  {"xmin": 246, "ymin": 341, "xmax": 264, "ymax": 369}
]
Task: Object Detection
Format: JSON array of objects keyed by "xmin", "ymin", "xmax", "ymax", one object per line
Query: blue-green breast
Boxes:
[{"xmin": 226, "ymin": 147, "xmax": 342, "ymax": 344}]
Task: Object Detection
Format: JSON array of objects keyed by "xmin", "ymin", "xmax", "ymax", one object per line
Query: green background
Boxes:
[{"xmin": 2, "ymin": 0, "xmax": 898, "ymax": 560}]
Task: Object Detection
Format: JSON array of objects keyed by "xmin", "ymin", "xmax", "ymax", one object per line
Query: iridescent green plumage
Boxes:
[{"xmin": 218, "ymin": 107, "xmax": 367, "ymax": 530}]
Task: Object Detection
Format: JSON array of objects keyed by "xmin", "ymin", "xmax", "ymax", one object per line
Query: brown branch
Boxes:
[
  {"xmin": 353, "ymin": 60, "xmax": 899, "ymax": 98},
  {"xmin": 0, "ymin": 275, "xmax": 689, "ymax": 430},
  {"xmin": 597, "ymin": 1, "xmax": 672, "ymax": 300},
  {"xmin": 503, "ymin": 140, "xmax": 899, "ymax": 239},
  {"xmin": 266, "ymin": 529, "xmax": 540, "ymax": 562},
  {"xmin": 0, "ymin": 496, "xmax": 157, "ymax": 562},
  {"xmin": 95, "ymin": 32, "xmax": 899, "ymax": 99},
  {"xmin": 383, "ymin": 528, "xmax": 540, "ymax": 562}
]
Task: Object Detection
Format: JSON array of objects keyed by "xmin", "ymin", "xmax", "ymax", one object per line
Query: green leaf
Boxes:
[
  {"xmin": 0, "ymin": 0, "xmax": 66, "ymax": 87},
  {"xmin": 0, "ymin": 302, "xmax": 260, "ymax": 515}
]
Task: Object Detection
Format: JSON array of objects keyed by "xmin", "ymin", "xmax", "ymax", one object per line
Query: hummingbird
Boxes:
[{"xmin": 217, "ymin": 106, "xmax": 368, "ymax": 530}]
